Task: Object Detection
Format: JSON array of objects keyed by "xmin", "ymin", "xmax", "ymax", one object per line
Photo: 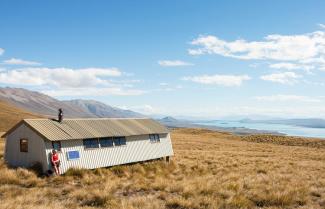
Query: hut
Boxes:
[{"xmin": 2, "ymin": 118, "xmax": 173, "ymax": 174}]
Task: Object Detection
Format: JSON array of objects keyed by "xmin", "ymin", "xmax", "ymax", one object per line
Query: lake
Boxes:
[{"xmin": 196, "ymin": 120, "xmax": 325, "ymax": 139}]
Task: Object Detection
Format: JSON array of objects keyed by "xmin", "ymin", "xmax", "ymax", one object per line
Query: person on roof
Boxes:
[
  {"xmin": 51, "ymin": 149, "xmax": 60, "ymax": 175},
  {"xmin": 58, "ymin": 108, "xmax": 63, "ymax": 122}
]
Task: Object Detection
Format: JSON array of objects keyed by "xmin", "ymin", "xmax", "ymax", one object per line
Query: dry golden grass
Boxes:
[
  {"xmin": 1, "ymin": 128, "xmax": 325, "ymax": 209},
  {"xmin": 0, "ymin": 100, "xmax": 41, "ymax": 133},
  {"xmin": 242, "ymin": 134, "xmax": 325, "ymax": 149}
]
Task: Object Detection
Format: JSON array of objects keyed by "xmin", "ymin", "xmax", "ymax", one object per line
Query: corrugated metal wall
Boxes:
[
  {"xmin": 5, "ymin": 124, "xmax": 48, "ymax": 170},
  {"xmin": 44, "ymin": 133, "xmax": 174, "ymax": 174}
]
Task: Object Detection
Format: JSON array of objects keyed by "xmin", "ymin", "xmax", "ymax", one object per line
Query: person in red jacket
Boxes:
[{"xmin": 51, "ymin": 149, "xmax": 60, "ymax": 175}]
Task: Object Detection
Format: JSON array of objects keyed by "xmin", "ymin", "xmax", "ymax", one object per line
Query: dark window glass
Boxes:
[
  {"xmin": 120, "ymin": 137, "xmax": 126, "ymax": 145},
  {"xmin": 83, "ymin": 138, "xmax": 99, "ymax": 149},
  {"xmin": 149, "ymin": 134, "xmax": 160, "ymax": 143},
  {"xmin": 20, "ymin": 139, "xmax": 28, "ymax": 152},
  {"xmin": 99, "ymin": 137, "xmax": 114, "ymax": 148},
  {"xmin": 113, "ymin": 137, "xmax": 126, "ymax": 146},
  {"xmin": 113, "ymin": 137, "xmax": 121, "ymax": 146},
  {"xmin": 155, "ymin": 134, "xmax": 160, "ymax": 142},
  {"xmin": 149, "ymin": 134, "xmax": 155, "ymax": 142},
  {"xmin": 52, "ymin": 141, "xmax": 61, "ymax": 151}
]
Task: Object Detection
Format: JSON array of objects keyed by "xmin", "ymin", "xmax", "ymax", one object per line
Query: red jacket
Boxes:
[{"xmin": 51, "ymin": 153, "xmax": 59, "ymax": 163}]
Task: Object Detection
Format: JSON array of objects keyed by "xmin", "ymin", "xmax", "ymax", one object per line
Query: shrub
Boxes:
[
  {"xmin": 165, "ymin": 197, "xmax": 192, "ymax": 209},
  {"xmin": 227, "ymin": 195, "xmax": 254, "ymax": 209},
  {"xmin": 110, "ymin": 165, "xmax": 127, "ymax": 177},
  {"xmin": 0, "ymin": 169, "xmax": 20, "ymax": 185},
  {"xmin": 81, "ymin": 194, "xmax": 111, "ymax": 207},
  {"xmin": 64, "ymin": 167, "xmax": 87, "ymax": 178},
  {"xmin": 74, "ymin": 190, "xmax": 119, "ymax": 208}
]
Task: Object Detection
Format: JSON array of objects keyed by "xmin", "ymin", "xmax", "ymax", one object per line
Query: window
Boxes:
[
  {"xmin": 120, "ymin": 137, "xmax": 126, "ymax": 145},
  {"xmin": 52, "ymin": 141, "xmax": 61, "ymax": 151},
  {"xmin": 99, "ymin": 137, "xmax": 114, "ymax": 148},
  {"xmin": 113, "ymin": 137, "xmax": 126, "ymax": 146},
  {"xmin": 83, "ymin": 137, "xmax": 126, "ymax": 149},
  {"xmin": 149, "ymin": 134, "xmax": 160, "ymax": 143},
  {"xmin": 20, "ymin": 139, "xmax": 28, "ymax": 152},
  {"xmin": 83, "ymin": 138, "xmax": 99, "ymax": 149},
  {"xmin": 67, "ymin": 150, "xmax": 80, "ymax": 160}
]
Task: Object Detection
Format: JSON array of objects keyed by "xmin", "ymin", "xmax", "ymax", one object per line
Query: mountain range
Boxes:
[
  {"xmin": 63, "ymin": 99, "xmax": 144, "ymax": 118},
  {"xmin": 1, "ymin": 87, "xmax": 325, "ymax": 135},
  {"xmin": 0, "ymin": 87, "xmax": 143, "ymax": 119}
]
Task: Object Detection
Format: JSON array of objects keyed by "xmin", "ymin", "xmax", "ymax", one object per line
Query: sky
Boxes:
[{"xmin": 1, "ymin": 0, "xmax": 325, "ymax": 119}]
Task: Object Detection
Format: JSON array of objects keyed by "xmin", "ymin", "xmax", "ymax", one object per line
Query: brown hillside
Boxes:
[
  {"xmin": 0, "ymin": 100, "xmax": 42, "ymax": 132},
  {"xmin": 0, "ymin": 128, "xmax": 324, "ymax": 208}
]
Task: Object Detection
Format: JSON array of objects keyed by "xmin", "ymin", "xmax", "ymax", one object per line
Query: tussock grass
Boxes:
[
  {"xmin": 65, "ymin": 167, "xmax": 89, "ymax": 178},
  {"xmin": 1, "ymin": 128, "xmax": 325, "ymax": 208},
  {"xmin": 242, "ymin": 134, "xmax": 325, "ymax": 148}
]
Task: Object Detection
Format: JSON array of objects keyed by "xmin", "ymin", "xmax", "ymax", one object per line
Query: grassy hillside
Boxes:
[
  {"xmin": 242, "ymin": 134, "xmax": 325, "ymax": 148},
  {"xmin": 0, "ymin": 128, "xmax": 325, "ymax": 208},
  {"xmin": 0, "ymin": 100, "xmax": 41, "ymax": 132}
]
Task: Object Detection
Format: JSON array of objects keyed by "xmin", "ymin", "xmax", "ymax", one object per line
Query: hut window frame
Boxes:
[
  {"xmin": 113, "ymin": 137, "xmax": 126, "ymax": 146},
  {"xmin": 99, "ymin": 137, "xmax": 114, "ymax": 148},
  {"xmin": 149, "ymin": 134, "xmax": 160, "ymax": 143},
  {"xmin": 20, "ymin": 138, "xmax": 28, "ymax": 152},
  {"xmin": 52, "ymin": 141, "xmax": 62, "ymax": 152},
  {"xmin": 83, "ymin": 138, "xmax": 100, "ymax": 149}
]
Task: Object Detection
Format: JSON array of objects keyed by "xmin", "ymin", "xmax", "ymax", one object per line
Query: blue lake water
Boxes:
[{"xmin": 196, "ymin": 120, "xmax": 325, "ymax": 139}]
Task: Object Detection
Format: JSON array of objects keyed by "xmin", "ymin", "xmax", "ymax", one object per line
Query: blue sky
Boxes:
[{"xmin": 1, "ymin": 0, "xmax": 325, "ymax": 118}]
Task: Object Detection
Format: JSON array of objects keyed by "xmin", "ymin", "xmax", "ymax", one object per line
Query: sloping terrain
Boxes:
[
  {"xmin": 0, "ymin": 87, "xmax": 93, "ymax": 118},
  {"xmin": 242, "ymin": 134, "xmax": 325, "ymax": 148},
  {"xmin": 0, "ymin": 87, "xmax": 143, "ymax": 118},
  {"xmin": 0, "ymin": 100, "xmax": 41, "ymax": 132},
  {"xmin": 0, "ymin": 128, "xmax": 324, "ymax": 209}
]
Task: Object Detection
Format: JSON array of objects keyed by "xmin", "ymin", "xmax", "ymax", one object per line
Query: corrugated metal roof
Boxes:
[{"xmin": 20, "ymin": 118, "xmax": 169, "ymax": 141}]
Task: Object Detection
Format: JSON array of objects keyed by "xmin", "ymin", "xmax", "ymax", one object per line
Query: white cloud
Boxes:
[
  {"xmin": 42, "ymin": 87, "xmax": 145, "ymax": 97},
  {"xmin": 0, "ymin": 48, "xmax": 4, "ymax": 55},
  {"xmin": 319, "ymin": 23, "xmax": 325, "ymax": 29},
  {"xmin": 189, "ymin": 32, "xmax": 325, "ymax": 61},
  {"xmin": 183, "ymin": 74, "xmax": 251, "ymax": 86},
  {"xmin": 255, "ymin": 94, "xmax": 321, "ymax": 103},
  {"xmin": 3, "ymin": 58, "xmax": 41, "ymax": 66},
  {"xmin": 269, "ymin": 62, "xmax": 314, "ymax": 71},
  {"xmin": 158, "ymin": 60, "xmax": 193, "ymax": 67},
  {"xmin": 0, "ymin": 67, "xmax": 121, "ymax": 87},
  {"xmin": 189, "ymin": 31, "xmax": 325, "ymax": 72},
  {"xmin": 260, "ymin": 72, "xmax": 301, "ymax": 85},
  {"xmin": 0, "ymin": 67, "xmax": 144, "ymax": 97},
  {"xmin": 299, "ymin": 57, "xmax": 325, "ymax": 71}
]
